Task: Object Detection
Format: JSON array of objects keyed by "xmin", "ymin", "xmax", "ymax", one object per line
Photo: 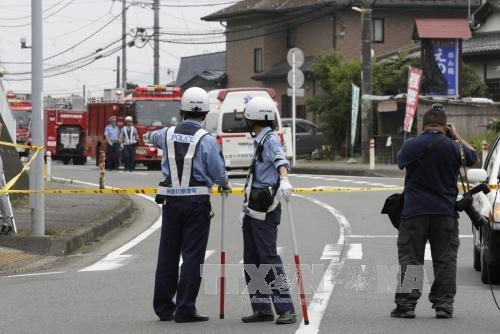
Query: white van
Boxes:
[{"xmin": 205, "ymin": 88, "xmax": 291, "ymax": 170}]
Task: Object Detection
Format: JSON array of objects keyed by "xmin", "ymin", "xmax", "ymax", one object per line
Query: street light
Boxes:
[{"xmin": 352, "ymin": 4, "xmax": 373, "ymax": 163}]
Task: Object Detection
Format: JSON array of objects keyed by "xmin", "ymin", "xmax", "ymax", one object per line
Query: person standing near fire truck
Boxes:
[
  {"xmin": 104, "ymin": 116, "xmax": 120, "ymax": 170},
  {"xmin": 145, "ymin": 87, "xmax": 231, "ymax": 323},
  {"xmin": 119, "ymin": 116, "xmax": 138, "ymax": 172}
]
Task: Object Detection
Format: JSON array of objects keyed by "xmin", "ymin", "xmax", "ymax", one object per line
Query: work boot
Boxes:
[
  {"xmin": 241, "ymin": 310, "xmax": 274, "ymax": 323},
  {"xmin": 435, "ymin": 309, "xmax": 453, "ymax": 319},
  {"xmin": 276, "ymin": 311, "xmax": 297, "ymax": 324},
  {"xmin": 390, "ymin": 307, "xmax": 415, "ymax": 319}
]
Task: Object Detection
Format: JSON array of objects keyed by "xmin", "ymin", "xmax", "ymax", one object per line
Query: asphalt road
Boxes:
[{"xmin": 0, "ymin": 162, "xmax": 499, "ymax": 334}]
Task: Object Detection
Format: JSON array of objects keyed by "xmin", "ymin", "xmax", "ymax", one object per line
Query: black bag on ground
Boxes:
[{"xmin": 381, "ymin": 193, "xmax": 404, "ymax": 229}]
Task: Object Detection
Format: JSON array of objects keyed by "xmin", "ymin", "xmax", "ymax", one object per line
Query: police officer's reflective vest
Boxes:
[{"xmin": 156, "ymin": 123, "xmax": 210, "ymax": 197}]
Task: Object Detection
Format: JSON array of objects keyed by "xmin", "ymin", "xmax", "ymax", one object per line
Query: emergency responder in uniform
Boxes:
[
  {"xmin": 240, "ymin": 96, "xmax": 296, "ymax": 325},
  {"xmin": 145, "ymin": 87, "xmax": 231, "ymax": 323},
  {"xmin": 104, "ymin": 116, "xmax": 120, "ymax": 170},
  {"xmin": 119, "ymin": 116, "xmax": 138, "ymax": 172},
  {"xmin": 392, "ymin": 105, "xmax": 478, "ymax": 319}
]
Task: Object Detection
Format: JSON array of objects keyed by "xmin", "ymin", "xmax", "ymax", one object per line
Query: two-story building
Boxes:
[{"xmin": 203, "ymin": 0, "xmax": 480, "ymax": 118}]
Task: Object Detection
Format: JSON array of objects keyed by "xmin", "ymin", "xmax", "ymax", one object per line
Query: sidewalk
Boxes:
[
  {"xmin": 292, "ymin": 159, "xmax": 405, "ymax": 178},
  {"xmin": 0, "ymin": 181, "xmax": 133, "ymax": 275}
]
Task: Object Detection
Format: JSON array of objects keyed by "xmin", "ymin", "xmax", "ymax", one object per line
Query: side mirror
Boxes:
[
  {"xmin": 467, "ymin": 169, "xmax": 488, "ymax": 183},
  {"xmin": 234, "ymin": 109, "xmax": 243, "ymax": 121}
]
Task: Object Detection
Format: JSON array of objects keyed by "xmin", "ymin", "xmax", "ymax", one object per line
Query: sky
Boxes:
[{"xmin": 0, "ymin": 0, "xmax": 234, "ymax": 97}]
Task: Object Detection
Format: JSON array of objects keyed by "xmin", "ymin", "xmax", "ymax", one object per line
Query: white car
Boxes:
[
  {"xmin": 205, "ymin": 88, "xmax": 291, "ymax": 170},
  {"xmin": 468, "ymin": 136, "xmax": 500, "ymax": 283}
]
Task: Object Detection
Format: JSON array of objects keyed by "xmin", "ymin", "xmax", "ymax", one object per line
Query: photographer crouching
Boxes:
[{"xmin": 392, "ymin": 105, "xmax": 480, "ymax": 319}]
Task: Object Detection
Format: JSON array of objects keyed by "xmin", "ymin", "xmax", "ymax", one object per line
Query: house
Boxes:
[
  {"xmin": 175, "ymin": 51, "xmax": 227, "ymax": 91},
  {"xmin": 466, "ymin": 0, "xmax": 500, "ymax": 101},
  {"xmin": 202, "ymin": 0, "xmax": 480, "ymax": 118}
]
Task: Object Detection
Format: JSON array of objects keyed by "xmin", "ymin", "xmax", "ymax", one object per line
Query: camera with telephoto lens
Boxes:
[{"xmin": 456, "ymin": 183, "xmax": 490, "ymax": 228}]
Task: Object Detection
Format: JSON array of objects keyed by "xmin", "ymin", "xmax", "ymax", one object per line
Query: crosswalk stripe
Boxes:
[
  {"xmin": 425, "ymin": 243, "xmax": 432, "ymax": 261},
  {"xmin": 345, "ymin": 243, "xmax": 363, "ymax": 260}
]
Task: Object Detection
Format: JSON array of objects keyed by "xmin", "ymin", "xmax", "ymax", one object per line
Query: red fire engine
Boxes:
[
  {"xmin": 86, "ymin": 86, "xmax": 182, "ymax": 169},
  {"xmin": 6, "ymin": 92, "xmax": 32, "ymax": 157},
  {"xmin": 45, "ymin": 106, "xmax": 88, "ymax": 165}
]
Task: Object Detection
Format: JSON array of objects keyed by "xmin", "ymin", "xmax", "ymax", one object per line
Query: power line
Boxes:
[
  {"xmin": 0, "ymin": 0, "xmax": 76, "ymax": 28},
  {"xmin": 0, "ymin": 0, "xmax": 67, "ymax": 20}
]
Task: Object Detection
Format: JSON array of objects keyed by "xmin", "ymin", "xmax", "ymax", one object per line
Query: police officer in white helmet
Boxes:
[
  {"xmin": 240, "ymin": 96, "xmax": 296, "ymax": 325},
  {"xmin": 145, "ymin": 87, "xmax": 231, "ymax": 323},
  {"xmin": 119, "ymin": 116, "xmax": 138, "ymax": 171}
]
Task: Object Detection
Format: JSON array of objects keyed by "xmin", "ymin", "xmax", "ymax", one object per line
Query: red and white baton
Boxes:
[{"xmin": 219, "ymin": 192, "xmax": 227, "ymax": 319}]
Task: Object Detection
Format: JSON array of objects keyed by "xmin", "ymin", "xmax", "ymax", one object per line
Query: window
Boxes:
[
  {"xmin": 286, "ymin": 24, "xmax": 296, "ymax": 48},
  {"xmin": 222, "ymin": 112, "xmax": 249, "ymax": 133},
  {"xmin": 372, "ymin": 18, "xmax": 384, "ymax": 43},
  {"xmin": 487, "ymin": 79, "xmax": 500, "ymax": 102},
  {"xmin": 254, "ymin": 48, "xmax": 263, "ymax": 73}
]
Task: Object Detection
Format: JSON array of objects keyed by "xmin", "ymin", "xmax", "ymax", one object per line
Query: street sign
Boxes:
[
  {"xmin": 287, "ymin": 70, "xmax": 304, "ymax": 89},
  {"xmin": 287, "ymin": 48, "xmax": 304, "ymax": 68},
  {"xmin": 287, "ymin": 88, "xmax": 305, "ymax": 97}
]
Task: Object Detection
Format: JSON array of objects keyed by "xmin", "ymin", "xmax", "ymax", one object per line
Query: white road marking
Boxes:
[
  {"xmin": 179, "ymin": 250, "xmax": 215, "ymax": 266},
  {"xmin": 5, "ymin": 271, "xmax": 64, "ymax": 278},
  {"xmin": 320, "ymin": 244, "xmax": 342, "ymax": 260},
  {"xmin": 425, "ymin": 243, "xmax": 432, "ymax": 261},
  {"xmin": 349, "ymin": 235, "xmax": 473, "ymax": 238},
  {"xmin": 345, "ymin": 243, "xmax": 363, "ymax": 260},
  {"xmin": 289, "ymin": 174, "xmax": 399, "ymax": 188},
  {"xmin": 294, "ymin": 194, "xmax": 351, "ymax": 334}
]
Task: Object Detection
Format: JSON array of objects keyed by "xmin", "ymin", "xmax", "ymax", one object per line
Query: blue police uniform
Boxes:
[
  {"xmin": 242, "ymin": 127, "xmax": 295, "ymax": 315},
  {"xmin": 148, "ymin": 119, "xmax": 227, "ymax": 320},
  {"xmin": 119, "ymin": 125, "xmax": 138, "ymax": 172},
  {"xmin": 104, "ymin": 123, "xmax": 120, "ymax": 170}
]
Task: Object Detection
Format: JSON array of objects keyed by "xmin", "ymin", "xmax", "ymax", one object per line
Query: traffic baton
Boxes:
[
  {"xmin": 285, "ymin": 197, "xmax": 310, "ymax": 325},
  {"xmin": 219, "ymin": 192, "xmax": 227, "ymax": 319}
]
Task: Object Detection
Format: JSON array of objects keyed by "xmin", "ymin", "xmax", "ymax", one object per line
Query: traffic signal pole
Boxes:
[
  {"xmin": 122, "ymin": 0, "xmax": 127, "ymax": 90},
  {"xmin": 360, "ymin": 6, "xmax": 373, "ymax": 163},
  {"xmin": 30, "ymin": 0, "xmax": 45, "ymax": 236},
  {"xmin": 153, "ymin": 0, "xmax": 160, "ymax": 85}
]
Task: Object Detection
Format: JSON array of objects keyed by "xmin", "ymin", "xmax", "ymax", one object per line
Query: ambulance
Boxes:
[{"xmin": 205, "ymin": 88, "xmax": 292, "ymax": 170}]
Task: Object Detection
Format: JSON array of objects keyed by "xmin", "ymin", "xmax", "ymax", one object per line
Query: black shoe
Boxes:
[
  {"xmin": 174, "ymin": 313, "xmax": 209, "ymax": 323},
  {"xmin": 390, "ymin": 307, "xmax": 415, "ymax": 319},
  {"xmin": 276, "ymin": 311, "xmax": 297, "ymax": 325},
  {"xmin": 241, "ymin": 310, "xmax": 274, "ymax": 323},
  {"xmin": 435, "ymin": 309, "xmax": 453, "ymax": 319},
  {"xmin": 158, "ymin": 314, "xmax": 173, "ymax": 321}
]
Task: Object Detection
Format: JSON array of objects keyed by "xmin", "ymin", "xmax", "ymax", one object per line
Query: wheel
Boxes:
[
  {"xmin": 73, "ymin": 157, "xmax": 87, "ymax": 165},
  {"xmin": 62, "ymin": 158, "xmax": 70, "ymax": 165},
  {"xmin": 481, "ymin": 247, "xmax": 489, "ymax": 284}
]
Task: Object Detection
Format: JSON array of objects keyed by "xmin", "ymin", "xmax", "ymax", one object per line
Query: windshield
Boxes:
[
  {"xmin": 13, "ymin": 109, "xmax": 31, "ymax": 130},
  {"xmin": 222, "ymin": 112, "xmax": 249, "ymax": 133},
  {"xmin": 135, "ymin": 100, "xmax": 180, "ymax": 126}
]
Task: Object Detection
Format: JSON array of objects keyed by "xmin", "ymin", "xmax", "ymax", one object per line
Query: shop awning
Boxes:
[{"xmin": 414, "ymin": 19, "xmax": 472, "ymax": 40}]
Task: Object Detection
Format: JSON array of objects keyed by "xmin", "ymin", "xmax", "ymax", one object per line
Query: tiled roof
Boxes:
[
  {"xmin": 175, "ymin": 51, "xmax": 226, "ymax": 87},
  {"xmin": 463, "ymin": 32, "xmax": 500, "ymax": 55},
  {"xmin": 203, "ymin": 0, "xmax": 481, "ymax": 21},
  {"xmin": 251, "ymin": 56, "xmax": 316, "ymax": 81}
]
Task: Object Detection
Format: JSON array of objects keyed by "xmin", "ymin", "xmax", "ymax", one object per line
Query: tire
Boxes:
[
  {"xmin": 73, "ymin": 157, "xmax": 87, "ymax": 165},
  {"xmin": 473, "ymin": 244, "xmax": 481, "ymax": 272},
  {"xmin": 481, "ymin": 247, "xmax": 489, "ymax": 284},
  {"xmin": 62, "ymin": 158, "xmax": 71, "ymax": 165}
]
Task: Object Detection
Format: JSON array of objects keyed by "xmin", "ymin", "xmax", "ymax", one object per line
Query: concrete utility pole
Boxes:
[
  {"xmin": 360, "ymin": 5, "xmax": 373, "ymax": 163},
  {"xmin": 116, "ymin": 56, "xmax": 121, "ymax": 89},
  {"xmin": 122, "ymin": 0, "xmax": 127, "ymax": 90},
  {"xmin": 31, "ymin": 0, "xmax": 44, "ymax": 236},
  {"xmin": 153, "ymin": 0, "xmax": 160, "ymax": 85}
]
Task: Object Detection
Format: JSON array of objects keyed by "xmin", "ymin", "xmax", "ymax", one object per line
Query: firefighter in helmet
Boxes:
[
  {"xmin": 145, "ymin": 87, "xmax": 231, "ymax": 323},
  {"xmin": 240, "ymin": 96, "xmax": 296, "ymax": 325}
]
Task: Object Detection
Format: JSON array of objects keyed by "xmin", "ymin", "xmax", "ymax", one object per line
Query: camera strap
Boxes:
[{"xmin": 457, "ymin": 141, "xmax": 470, "ymax": 193}]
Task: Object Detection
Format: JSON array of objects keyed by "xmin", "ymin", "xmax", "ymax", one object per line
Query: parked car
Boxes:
[
  {"xmin": 205, "ymin": 88, "xmax": 291, "ymax": 170},
  {"xmin": 468, "ymin": 136, "xmax": 500, "ymax": 283},
  {"xmin": 281, "ymin": 118, "xmax": 324, "ymax": 159}
]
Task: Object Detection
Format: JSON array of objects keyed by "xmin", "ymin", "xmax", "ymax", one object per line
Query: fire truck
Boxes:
[
  {"xmin": 6, "ymin": 92, "xmax": 32, "ymax": 156},
  {"xmin": 45, "ymin": 102, "xmax": 88, "ymax": 165},
  {"xmin": 86, "ymin": 86, "xmax": 182, "ymax": 169}
]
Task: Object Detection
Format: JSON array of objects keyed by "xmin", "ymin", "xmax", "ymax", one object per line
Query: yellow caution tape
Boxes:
[
  {"xmin": 0, "ymin": 186, "xmax": 404, "ymax": 195},
  {"xmin": 1, "ymin": 145, "xmax": 44, "ymax": 193},
  {"xmin": 0, "ymin": 140, "xmax": 44, "ymax": 151}
]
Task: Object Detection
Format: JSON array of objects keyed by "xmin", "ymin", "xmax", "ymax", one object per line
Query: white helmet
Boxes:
[
  {"xmin": 180, "ymin": 87, "xmax": 209, "ymax": 113},
  {"xmin": 244, "ymin": 96, "xmax": 276, "ymax": 121},
  {"xmin": 125, "ymin": 116, "xmax": 133, "ymax": 122}
]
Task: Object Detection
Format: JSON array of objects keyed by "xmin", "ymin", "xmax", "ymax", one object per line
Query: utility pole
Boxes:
[
  {"xmin": 122, "ymin": 0, "xmax": 127, "ymax": 90},
  {"xmin": 31, "ymin": 0, "xmax": 44, "ymax": 236},
  {"xmin": 116, "ymin": 56, "xmax": 121, "ymax": 89},
  {"xmin": 153, "ymin": 0, "xmax": 160, "ymax": 85},
  {"xmin": 359, "ymin": 5, "xmax": 373, "ymax": 163}
]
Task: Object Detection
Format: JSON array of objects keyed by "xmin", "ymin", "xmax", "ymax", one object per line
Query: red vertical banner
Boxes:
[{"xmin": 403, "ymin": 67, "xmax": 423, "ymax": 133}]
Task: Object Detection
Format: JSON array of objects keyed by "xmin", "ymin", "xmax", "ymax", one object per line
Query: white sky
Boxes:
[{"xmin": 0, "ymin": 0, "xmax": 233, "ymax": 96}]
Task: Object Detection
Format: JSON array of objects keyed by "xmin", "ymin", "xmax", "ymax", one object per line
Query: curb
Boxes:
[
  {"xmin": 291, "ymin": 167, "xmax": 405, "ymax": 178},
  {"xmin": 0, "ymin": 197, "xmax": 133, "ymax": 256}
]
